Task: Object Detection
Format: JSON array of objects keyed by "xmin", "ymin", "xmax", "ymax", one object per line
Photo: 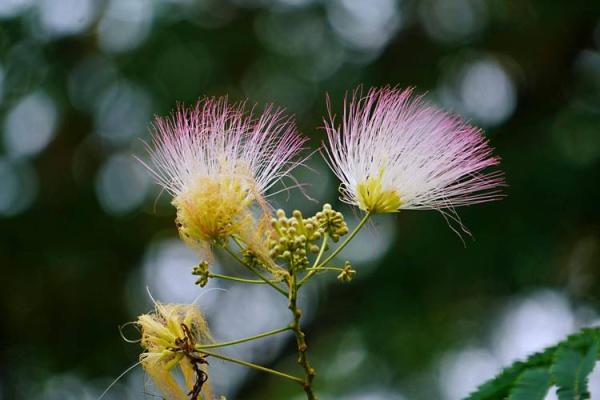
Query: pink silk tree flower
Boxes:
[
  {"xmin": 322, "ymin": 87, "xmax": 504, "ymax": 222},
  {"xmin": 140, "ymin": 97, "xmax": 307, "ymax": 246}
]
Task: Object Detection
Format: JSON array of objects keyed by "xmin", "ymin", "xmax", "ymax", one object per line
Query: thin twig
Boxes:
[
  {"xmin": 194, "ymin": 326, "xmax": 291, "ymax": 350},
  {"xmin": 221, "ymin": 245, "xmax": 287, "ymax": 296},
  {"xmin": 288, "ymin": 273, "xmax": 317, "ymax": 399},
  {"xmin": 200, "ymin": 349, "xmax": 304, "ymax": 384},
  {"xmin": 298, "ymin": 212, "xmax": 371, "ymax": 287},
  {"xmin": 209, "ymin": 272, "xmax": 279, "ymax": 285}
]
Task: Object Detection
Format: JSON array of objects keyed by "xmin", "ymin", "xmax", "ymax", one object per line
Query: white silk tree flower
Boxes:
[
  {"xmin": 141, "ymin": 97, "xmax": 307, "ymax": 245},
  {"xmin": 322, "ymin": 87, "xmax": 505, "ymax": 219}
]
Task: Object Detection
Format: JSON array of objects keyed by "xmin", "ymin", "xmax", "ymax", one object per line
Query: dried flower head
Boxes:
[
  {"xmin": 141, "ymin": 97, "xmax": 307, "ymax": 246},
  {"xmin": 138, "ymin": 303, "xmax": 213, "ymax": 400},
  {"xmin": 323, "ymin": 87, "xmax": 504, "ymax": 218}
]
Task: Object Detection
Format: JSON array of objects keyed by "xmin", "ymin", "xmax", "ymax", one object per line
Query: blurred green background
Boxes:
[{"xmin": 1, "ymin": 0, "xmax": 600, "ymax": 399}]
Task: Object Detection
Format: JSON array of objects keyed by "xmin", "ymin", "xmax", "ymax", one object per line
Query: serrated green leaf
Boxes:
[
  {"xmin": 552, "ymin": 341, "xmax": 598, "ymax": 400},
  {"xmin": 464, "ymin": 348, "xmax": 557, "ymax": 400},
  {"xmin": 463, "ymin": 328, "xmax": 600, "ymax": 400},
  {"xmin": 507, "ymin": 367, "xmax": 552, "ymax": 400}
]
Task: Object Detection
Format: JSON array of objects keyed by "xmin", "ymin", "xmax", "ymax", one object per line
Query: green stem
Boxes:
[
  {"xmin": 200, "ymin": 349, "xmax": 304, "ymax": 385},
  {"xmin": 305, "ymin": 267, "xmax": 345, "ymax": 273},
  {"xmin": 221, "ymin": 245, "xmax": 287, "ymax": 296},
  {"xmin": 312, "ymin": 234, "xmax": 329, "ymax": 269},
  {"xmin": 231, "ymin": 235, "xmax": 245, "ymax": 249},
  {"xmin": 208, "ymin": 272, "xmax": 278, "ymax": 285},
  {"xmin": 298, "ymin": 212, "xmax": 371, "ymax": 287},
  {"xmin": 245, "ymin": 264, "xmax": 287, "ymax": 296},
  {"xmin": 232, "ymin": 234, "xmax": 283, "ymax": 272},
  {"xmin": 221, "ymin": 243, "xmax": 247, "ymax": 265},
  {"xmin": 316, "ymin": 211, "xmax": 371, "ymax": 269},
  {"xmin": 288, "ymin": 273, "xmax": 317, "ymax": 400},
  {"xmin": 195, "ymin": 326, "xmax": 291, "ymax": 350},
  {"xmin": 297, "ymin": 235, "xmax": 328, "ymax": 288}
]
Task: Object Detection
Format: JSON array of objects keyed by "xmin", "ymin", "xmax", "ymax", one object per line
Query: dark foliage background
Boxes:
[{"xmin": 1, "ymin": 0, "xmax": 599, "ymax": 399}]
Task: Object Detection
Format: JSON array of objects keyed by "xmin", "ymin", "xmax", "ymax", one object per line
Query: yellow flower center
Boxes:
[
  {"xmin": 173, "ymin": 175, "xmax": 255, "ymax": 244},
  {"xmin": 356, "ymin": 169, "xmax": 402, "ymax": 213}
]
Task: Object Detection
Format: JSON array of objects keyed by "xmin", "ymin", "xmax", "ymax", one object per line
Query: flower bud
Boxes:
[
  {"xmin": 337, "ymin": 261, "xmax": 356, "ymax": 283},
  {"xmin": 192, "ymin": 261, "xmax": 210, "ymax": 287}
]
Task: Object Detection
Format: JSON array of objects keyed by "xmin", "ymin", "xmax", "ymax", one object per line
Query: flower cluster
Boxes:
[{"xmin": 126, "ymin": 89, "xmax": 505, "ymax": 400}]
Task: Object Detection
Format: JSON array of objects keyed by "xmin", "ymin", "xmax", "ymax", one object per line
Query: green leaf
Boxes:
[
  {"xmin": 464, "ymin": 347, "xmax": 557, "ymax": 400},
  {"xmin": 552, "ymin": 341, "xmax": 598, "ymax": 400},
  {"xmin": 463, "ymin": 328, "xmax": 600, "ymax": 400},
  {"xmin": 507, "ymin": 368, "xmax": 552, "ymax": 400}
]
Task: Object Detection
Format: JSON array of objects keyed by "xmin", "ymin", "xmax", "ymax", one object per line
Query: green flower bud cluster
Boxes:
[
  {"xmin": 242, "ymin": 249, "xmax": 263, "ymax": 269},
  {"xmin": 269, "ymin": 209, "xmax": 322, "ymax": 270},
  {"xmin": 269, "ymin": 205, "xmax": 349, "ymax": 271},
  {"xmin": 192, "ymin": 261, "xmax": 210, "ymax": 287},
  {"xmin": 337, "ymin": 261, "xmax": 356, "ymax": 283},
  {"xmin": 315, "ymin": 204, "xmax": 349, "ymax": 242}
]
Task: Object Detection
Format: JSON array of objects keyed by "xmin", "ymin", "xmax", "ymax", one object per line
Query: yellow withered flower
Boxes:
[{"xmin": 138, "ymin": 303, "xmax": 213, "ymax": 400}]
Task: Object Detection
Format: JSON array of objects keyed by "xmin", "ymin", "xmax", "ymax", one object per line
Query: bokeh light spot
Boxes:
[
  {"xmin": 327, "ymin": 0, "xmax": 400, "ymax": 53},
  {"xmin": 439, "ymin": 347, "xmax": 499, "ymax": 400},
  {"xmin": 97, "ymin": 0, "xmax": 154, "ymax": 53},
  {"xmin": 93, "ymin": 80, "xmax": 152, "ymax": 145},
  {"xmin": 419, "ymin": 0, "xmax": 487, "ymax": 44},
  {"xmin": 95, "ymin": 153, "xmax": 150, "ymax": 216},
  {"xmin": 439, "ymin": 57, "xmax": 517, "ymax": 127},
  {"xmin": 325, "ymin": 330, "xmax": 368, "ymax": 381},
  {"xmin": 39, "ymin": 374, "xmax": 94, "ymax": 400},
  {"xmin": 140, "ymin": 238, "xmax": 206, "ymax": 305},
  {"xmin": 0, "ymin": 0, "xmax": 33, "ymax": 18},
  {"xmin": 38, "ymin": 0, "xmax": 97, "ymax": 37},
  {"xmin": 342, "ymin": 213, "xmax": 397, "ymax": 268},
  {"xmin": 3, "ymin": 91, "xmax": 58, "ymax": 159},
  {"xmin": 492, "ymin": 290, "xmax": 576, "ymax": 364}
]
